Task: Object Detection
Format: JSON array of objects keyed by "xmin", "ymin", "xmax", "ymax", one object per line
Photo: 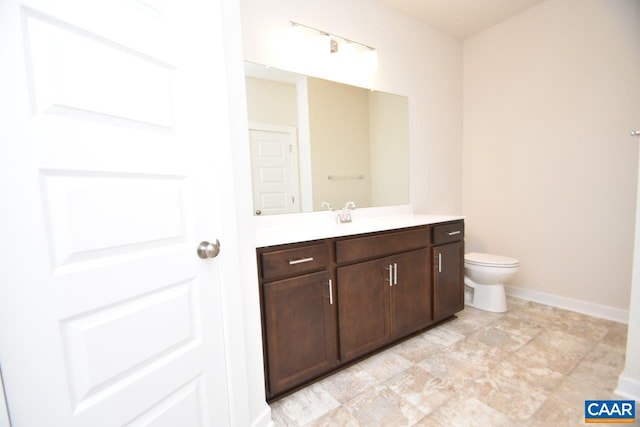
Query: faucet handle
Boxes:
[
  {"xmin": 337, "ymin": 201, "xmax": 356, "ymax": 223},
  {"xmin": 321, "ymin": 201, "xmax": 332, "ymax": 211}
]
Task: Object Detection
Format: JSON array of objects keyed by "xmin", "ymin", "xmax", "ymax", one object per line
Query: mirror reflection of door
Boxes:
[
  {"xmin": 249, "ymin": 124, "xmax": 301, "ymax": 215},
  {"xmin": 244, "ymin": 63, "xmax": 410, "ymax": 215}
]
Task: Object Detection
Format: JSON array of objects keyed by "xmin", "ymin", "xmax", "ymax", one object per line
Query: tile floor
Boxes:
[{"xmin": 269, "ymin": 297, "xmax": 638, "ymax": 426}]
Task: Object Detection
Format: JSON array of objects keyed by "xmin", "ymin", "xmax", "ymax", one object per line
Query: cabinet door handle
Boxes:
[
  {"xmin": 393, "ymin": 263, "xmax": 398, "ymax": 285},
  {"xmin": 289, "ymin": 257, "xmax": 314, "ymax": 265},
  {"xmin": 386, "ymin": 264, "xmax": 393, "ymax": 286},
  {"xmin": 438, "ymin": 253, "xmax": 442, "ymax": 273},
  {"xmin": 446, "ymin": 230, "xmax": 461, "ymax": 236},
  {"xmin": 328, "ymin": 279, "xmax": 333, "ymax": 305}
]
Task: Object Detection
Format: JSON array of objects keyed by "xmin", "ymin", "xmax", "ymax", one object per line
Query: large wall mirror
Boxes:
[{"xmin": 244, "ymin": 62, "xmax": 409, "ymax": 216}]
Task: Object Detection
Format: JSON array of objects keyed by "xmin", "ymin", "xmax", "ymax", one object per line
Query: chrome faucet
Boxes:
[
  {"xmin": 338, "ymin": 201, "xmax": 356, "ymax": 223},
  {"xmin": 321, "ymin": 201, "xmax": 332, "ymax": 211}
]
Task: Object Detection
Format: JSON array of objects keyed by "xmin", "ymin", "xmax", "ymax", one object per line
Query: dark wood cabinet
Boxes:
[
  {"xmin": 389, "ymin": 248, "xmax": 431, "ymax": 339},
  {"xmin": 257, "ymin": 241, "xmax": 338, "ymax": 399},
  {"xmin": 257, "ymin": 221, "xmax": 463, "ymax": 401},
  {"xmin": 337, "ymin": 257, "xmax": 390, "ymax": 362},
  {"xmin": 336, "ymin": 229, "xmax": 431, "ymax": 363},
  {"xmin": 432, "ymin": 222, "xmax": 465, "ymax": 321},
  {"xmin": 263, "ymin": 270, "xmax": 337, "ymax": 396}
]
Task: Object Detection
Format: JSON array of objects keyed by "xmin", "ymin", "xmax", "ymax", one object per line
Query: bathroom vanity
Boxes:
[{"xmin": 255, "ymin": 212, "xmax": 465, "ymax": 401}]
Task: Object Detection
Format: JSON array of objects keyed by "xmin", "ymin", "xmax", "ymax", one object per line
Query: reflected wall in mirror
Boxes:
[{"xmin": 245, "ymin": 62, "xmax": 409, "ymax": 215}]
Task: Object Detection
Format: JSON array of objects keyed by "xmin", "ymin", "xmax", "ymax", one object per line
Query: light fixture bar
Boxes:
[{"xmin": 289, "ymin": 21, "xmax": 376, "ymax": 51}]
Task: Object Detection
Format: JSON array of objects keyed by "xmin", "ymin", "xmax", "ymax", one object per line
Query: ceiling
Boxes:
[{"xmin": 377, "ymin": 0, "xmax": 546, "ymax": 39}]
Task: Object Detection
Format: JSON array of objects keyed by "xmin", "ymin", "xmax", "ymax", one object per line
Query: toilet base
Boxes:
[{"xmin": 464, "ymin": 277, "xmax": 507, "ymax": 313}]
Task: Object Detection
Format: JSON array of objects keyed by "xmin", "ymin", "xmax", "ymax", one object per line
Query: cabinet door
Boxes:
[
  {"xmin": 433, "ymin": 241, "xmax": 465, "ymax": 320},
  {"xmin": 337, "ymin": 258, "xmax": 390, "ymax": 362},
  {"xmin": 390, "ymin": 248, "xmax": 431, "ymax": 339},
  {"xmin": 263, "ymin": 271, "xmax": 337, "ymax": 396}
]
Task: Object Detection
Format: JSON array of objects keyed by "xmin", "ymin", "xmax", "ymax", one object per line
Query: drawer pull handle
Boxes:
[
  {"xmin": 438, "ymin": 253, "xmax": 442, "ymax": 273},
  {"xmin": 289, "ymin": 257, "xmax": 314, "ymax": 265},
  {"xmin": 328, "ymin": 279, "xmax": 333, "ymax": 305},
  {"xmin": 385, "ymin": 264, "xmax": 393, "ymax": 286},
  {"xmin": 445, "ymin": 230, "xmax": 461, "ymax": 236},
  {"xmin": 393, "ymin": 263, "xmax": 398, "ymax": 285}
]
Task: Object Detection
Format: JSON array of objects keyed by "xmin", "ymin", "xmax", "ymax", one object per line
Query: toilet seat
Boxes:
[{"xmin": 465, "ymin": 252, "xmax": 519, "ymax": 268}]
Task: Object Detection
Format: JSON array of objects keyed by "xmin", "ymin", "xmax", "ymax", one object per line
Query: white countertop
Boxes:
[{"xmin": 254, "ymin": 205, "xmax": 464, "ymax": 247}]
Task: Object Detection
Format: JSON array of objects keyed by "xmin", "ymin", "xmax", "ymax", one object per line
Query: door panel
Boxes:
[
  {"xmin": 42, "ymin": 172, "xmax": 187, "ymax": 268},
  {"xmin": 125, "ymin": 379, "xmax": 207, "ymax": 426},
  {"xmin": 61, "ymin": 282, "xmax": 196, "ymax": 404},
  {"xmin": 434, "ymin": 241, "xmax": 465, "ymax": 320},
  {"xmin": 337, "ymin": 259, "xmax": 390, "ymax": 362},
  {"xmin": 24, "ymin": 11, "xmax": 173, "ymax": 128},
  {"xmin": 249, "ymin": 126, "xmax": 300, "ymax": 215},
  {"xmin": 263, "ymin": 271, "xmax": 336, "ymax": 396},
  {"xmin": 390, "ymin": 249, "xmax": 431, "ymax": 338},
  {"xmin": 0, "ymin": 0, "xmax": 232, "ymax": 425}
]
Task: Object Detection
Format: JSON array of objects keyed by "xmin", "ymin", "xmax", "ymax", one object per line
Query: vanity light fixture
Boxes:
[
  {"xmin": 329, "ymin": 37, "xmax": 339, "ymax": 54},
  {"xmin": 289, "ymin": 21, "xmax": 376, "ymax": 56}
]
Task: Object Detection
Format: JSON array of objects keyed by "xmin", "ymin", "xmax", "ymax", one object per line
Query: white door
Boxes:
[
  {"xmin": 0, "ymin": 0, "xmax": 233, "ymax": 425},
  {"xmin": 249, "ymin": 125, "xmax": 300, "ymax": 215}
]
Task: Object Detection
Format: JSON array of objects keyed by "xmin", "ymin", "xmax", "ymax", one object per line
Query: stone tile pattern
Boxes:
[{"xmin": 270, "ymin": 297, "xmax": 637, "ymax": 426}]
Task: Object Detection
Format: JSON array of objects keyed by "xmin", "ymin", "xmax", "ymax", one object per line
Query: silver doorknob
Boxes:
[{"xmin": 197, "ymin": 240, "xmax": 220, "ymax": 259}]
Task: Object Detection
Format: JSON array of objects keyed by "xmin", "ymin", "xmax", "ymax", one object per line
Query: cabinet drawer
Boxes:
[
  {"xmin": 336, "ymin": 227, "xmax": 429, "ymax": 264},
  {"xmin": 260, "ymin": 243, "xmax": 330, "ymax": 281},
  {"xmin": 432, "ymin": 222, "xmax": 464, "ymax": 245}
]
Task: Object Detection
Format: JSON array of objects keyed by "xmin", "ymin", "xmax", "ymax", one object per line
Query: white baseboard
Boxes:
[
  {"xmin": 251, "ymin": 405, "xmax": 273, "ymax": 427},
  {"xmin": 505, "ymin": 286, "xmax": 629, "ymax": 324},
  {"xmin": 615, "ymin": 373, "xmax": 640, "ymax": 402}
]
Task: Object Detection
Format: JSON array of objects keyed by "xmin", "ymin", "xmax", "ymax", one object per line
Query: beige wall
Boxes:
[
  {"xmin": 308, "ymin": 77, "xmax": 371, "ymax": 209},
  {"xmin": 463, "ymin": 0, "xmax": 640, "ymax": 311},
  {"xmin": 244, "ymin": 76, "xmax": 297, "ymax": 126},
  {"xmin": 240, "ymin": 0, "xmax": 463, "ymax": 214}
]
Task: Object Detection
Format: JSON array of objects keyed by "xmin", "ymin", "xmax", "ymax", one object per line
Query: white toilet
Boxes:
[{"xmin": 464, "ymin": 252, "xmax": 520, "ymax": 313}]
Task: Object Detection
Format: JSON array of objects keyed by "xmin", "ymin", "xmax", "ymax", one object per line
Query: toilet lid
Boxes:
[{"xmin": 465, "ymin": 252, "xmax": 519, "ymax": 267}]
